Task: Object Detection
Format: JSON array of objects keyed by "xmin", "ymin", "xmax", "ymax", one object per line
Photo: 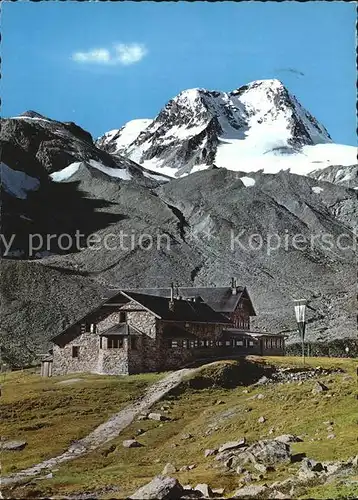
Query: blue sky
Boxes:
[{"xmin": 2, "ymin": 1, "xmax": 356, "ymax": 145}]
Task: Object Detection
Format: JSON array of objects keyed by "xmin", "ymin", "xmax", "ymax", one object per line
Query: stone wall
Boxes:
[
  {"xmin": 127, "ymin": 309, "xmax": 158, "ymax": 372},
  {"xmin": 97, "ymin": 337, "xmax": 129, "ymax": 375},
  {"xmin": 52, "ymin": 332, "xmax": 99, "ymax": 375},
  {"xmin": 97, "ymin": 310, "xmax": 125, "ymax": 333}
]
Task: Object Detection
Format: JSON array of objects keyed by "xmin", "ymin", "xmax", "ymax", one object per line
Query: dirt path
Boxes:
[{"xmin": 1, "ymin": 368, "xmax": 194, "ymax": 486}]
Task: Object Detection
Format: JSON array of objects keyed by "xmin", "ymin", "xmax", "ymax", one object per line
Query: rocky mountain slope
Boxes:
[
  {"xmin": 0, "ymin": 100, "xmax": 356, "ymax": 366},
  {"xmin": 309, "ymin": 164, "xmax": 358, "ymax": 189},
  {"xmin": 96, "ymin": 80, "xmax": 356, "ymax": 177},
  {"xmin": 0, "ymin": 112, "xmax": 169, "ymax": 257}
]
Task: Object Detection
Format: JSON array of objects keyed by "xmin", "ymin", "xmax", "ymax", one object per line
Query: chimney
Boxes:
[{"xmin": 231, "ymin": 277, "xmax": 237, "ymax": 295}]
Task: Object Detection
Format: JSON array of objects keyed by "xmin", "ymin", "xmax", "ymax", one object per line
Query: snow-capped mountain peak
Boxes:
[
  {"xmin": 96, "ymin": 79, "xmax": 356, "ymax": 178},
  {"xmin": 96, "ymin": 118, "xmax": 152, "ymax": 155}
]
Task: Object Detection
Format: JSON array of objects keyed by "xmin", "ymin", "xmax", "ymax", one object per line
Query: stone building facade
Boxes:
[{"xmin": 50, "ymin": 284, "xmax": 286, "ymax": 376}]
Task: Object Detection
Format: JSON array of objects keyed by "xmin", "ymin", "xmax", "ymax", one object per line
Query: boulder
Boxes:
[
  {"xmin": 269, "ymin": 490, "xmax": 289, "ymax": 499},
  {"xmin": 242, "ymin": 472, "xmax": 253, "ymax": 483},
  {"xmin": 232, "ymin": 484, "xmax": 270, "ymax": 499},
  {"xmin": 181, "ymin": 433, "xmax": 193, "ymax": 440},
  {"xmin": 243, "ymin": 440, "xmax": 290, "ymax": 466},
  {"xmin": 216, "ymin": 439, "xmax": 290, "ymax": 469},
  {"xmin": 274, "ymin": 435, "xmax": 303, "ymax": 444},
  {"xmin": 148, "ymin": 412, "xmax": 169, "ymax": 421},
  {"xmin": 212, "ymin": 487, "xmax": 225, "ymax": 495},
  {"xmin": 194, "ymin": 483, "xmax": 213, "ymax": 498},
  {"xmin": 204, "ymin": 449, "xmax": 217, "ymax": 457},
  {"xmin": 258, "ymin": 416, "xmax": 266, "ymax": 424},
  {"xmin": 253, "ymin": 462, "xmax": 274, "ymax": 473},
  {"xmin": 299, "ymin": 458, "xmax": 325, "ymax": 476},
  {"xmin": 1, "ymin": 440, "xmax": 27, "ymax": 451},
  {"xmin": 312, "ymin": 381, "xmax": 329, "ymax": 394},
  {"xmin": 218, "ymin": 439, "xmax": 246, "ymax": 453},
  {"xmin": 129, "ymin": 475, "xmax": 183, "ymax": 499},
  {"xmin": 123, "ymin": 439, "xmax": 143, "ymax": 448},
  {"xmin": 323, "ymin": 460, "xmax": 349, "ymax": 475},
  {"xmin": 327, "ymin": 433, "xmax": 336, "ymax": 439},
  {"xmin": 162, "ymin": 463, "xmax": 177, "ymax": 474}
]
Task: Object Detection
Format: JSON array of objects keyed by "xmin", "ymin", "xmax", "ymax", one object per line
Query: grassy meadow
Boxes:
[{"xmin": 1, "ymin": 356, "xmax": 357, "ymax": 499}]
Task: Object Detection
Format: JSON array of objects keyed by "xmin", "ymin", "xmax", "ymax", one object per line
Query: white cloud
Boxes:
[
  {"xmin": 72, "ymin": 49, "xmax": 110, "ymax": 64},
  {"xmin": 114, "ymin": 43, "xmax": 147, "ymax": 65},
  {"xmin": 72, "ymin": 43, "xmax": 147, "ymax": 66}
]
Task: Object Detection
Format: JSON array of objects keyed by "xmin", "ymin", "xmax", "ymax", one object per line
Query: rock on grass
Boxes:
[{"xmin": 129, "ymin": 475, "xmax": 183, "ymax": 499}]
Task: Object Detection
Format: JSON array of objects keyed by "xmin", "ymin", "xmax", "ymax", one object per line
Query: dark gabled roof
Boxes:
[
  {"xmin": 52, "ymin": 287, "xmax": 240, "ymax": 345},
  {"xmin": 99, "ymin": 323, "xmax": 142, "ymax": 336},
  {"xmin": 121, "ymin": 291, "xmax": 230, "ymax": 324},
  {"xmin": 118, "ymin": 287, "xmax": 256, "ymax": 315}
]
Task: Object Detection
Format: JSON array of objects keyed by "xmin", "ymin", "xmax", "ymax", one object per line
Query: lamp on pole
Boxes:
[{"xmin": 294, "ymin": 299, "xmax": 307, "ymax": 364}]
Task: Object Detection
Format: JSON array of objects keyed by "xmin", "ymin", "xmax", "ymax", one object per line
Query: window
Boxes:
[
  {"xmin": 130, "ymin": 337, "xmax": 137, "ymax": 350},
  {"xmin": 100, "ymin": 337, "xmax": 103, "ymax": 349},
  {"xmin": 119, "ymin": 311, "xmax": 126, "ymax": 323},
  {"xmin": 199, "ymin": 340, "xmax": 205, "ymax": 347},
  {"xmin": 182, "ymin": 340, "xmax": 188, "ymax": 349},
  {"xmin": 225, "ymin": 340, "xmax": 232, "ymax": 347},
  {"xmin": 72, "ymin": 346, "xmax": 79, "ymax": 358},
  {"xmin": 171, "ymin": 340, "xmax": 179, "ymax": 348},
  {"xmin": 236, "ymin": 340, "xmax": 244, "ymax": 347},
  {"xmin": 80, "ymin": 323, "xmax": 96, "ymax": 333},
  {"xmin": 249, "ymin": 340, "xmax": 255, "ymax": 347},
  {"xmin": 107, "ymin": 336, "xmax": 123, "ymax": 349}
]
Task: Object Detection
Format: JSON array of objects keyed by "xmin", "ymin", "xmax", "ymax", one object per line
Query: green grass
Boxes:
[
  {"xmin": 0, "ymin": 369, "xmax": 163, "ymax": 474},
  {"xmin": 2, "ymin": 357, "xmax": 357, "ymax": 499},
  {"xmin": 302, "ymin": 477, "xmax": 358, "ymax": 499}
]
